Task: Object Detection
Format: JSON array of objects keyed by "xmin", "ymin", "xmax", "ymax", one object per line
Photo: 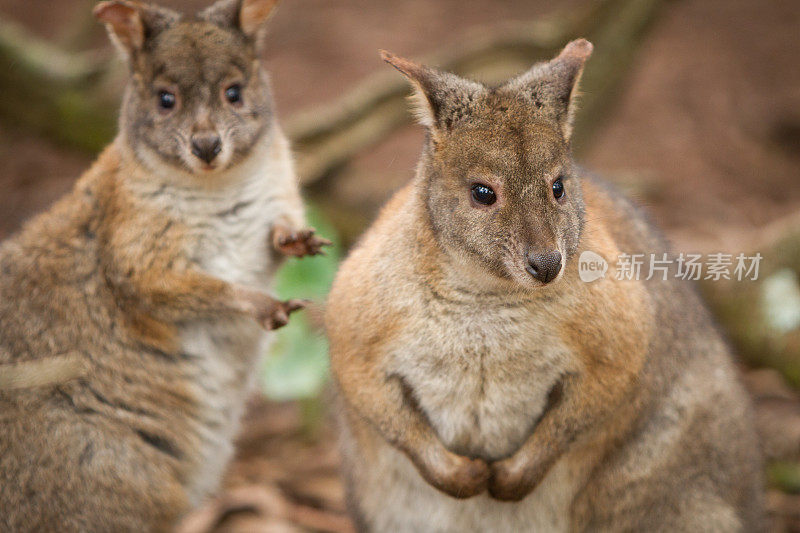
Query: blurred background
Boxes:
[{"xmin": 0, "ymin": 0, "xmax": 798, "ymax": 530}]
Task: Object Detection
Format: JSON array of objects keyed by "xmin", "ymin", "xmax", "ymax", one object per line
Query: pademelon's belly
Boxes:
[
  {"xmin": 180, "ymin": 316, "xmax": 267, "ymax": 504},
  {"xmin": 391, "ymin": 302, "xmax": 571, "ymax": 460}
]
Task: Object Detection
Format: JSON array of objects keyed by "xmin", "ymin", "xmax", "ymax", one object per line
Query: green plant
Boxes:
[{"xmin": 262, "ymin": 205, "xmax": 341, "ymax": 400}]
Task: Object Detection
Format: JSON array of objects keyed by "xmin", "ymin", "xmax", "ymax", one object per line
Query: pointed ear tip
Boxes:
[
  {"xmin": 93, "ymin": 0, "xmax": 135, "ymax": 21},
  {"xmin": 243, "ymin": 0, "xmax": 281, "ymax": 10},
  {"xmin": 380, "ymin": 50, "xmax": 412, "ymax": 73},
  {"xmin": 561, "ymin": 38, "xmax": 594, "ymax": 60},
  {"xmin": 239, "ymin": 0, "xmax": 281, "ymax": 35},
  {"xmin": 379, "ymin": 51, "xmax": 425, "ymax": 77},
  {"xmin": 379, "ymin": 49, "xmax": 396, "ymax": 63},
  {"xmin": 93, "ymin": 1, "xmax": 116, "ymax": 19}
]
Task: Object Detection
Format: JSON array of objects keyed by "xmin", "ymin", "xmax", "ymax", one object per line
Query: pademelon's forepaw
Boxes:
[
  {"xmin": 488, "ymin": 455, "xmax": 546, "ymax": 501},
  {"xmin": 414, "ymin": 448, "xmax": 489, "ymax": 499},
  {"xmin": 273, "ymin": 226, "xmax": 332, "ymax": 258},
  {"xmin": 256, "ymin": 297, "xmax": 307, "ymax": 331}
]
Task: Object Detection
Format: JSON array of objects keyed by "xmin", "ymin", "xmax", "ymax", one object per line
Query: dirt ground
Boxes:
[{"xmin": 0, "ymin": 0, "xmax": 799, "ymax": 530}]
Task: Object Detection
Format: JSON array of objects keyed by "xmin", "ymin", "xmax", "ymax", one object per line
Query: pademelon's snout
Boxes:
[
  {"xmin": 526, "ymin": 250, "xmax": 562, "ymax": 284},
  {"xmin": 190, "ymin": 133, "xmax": 222, "ymax": 165}
]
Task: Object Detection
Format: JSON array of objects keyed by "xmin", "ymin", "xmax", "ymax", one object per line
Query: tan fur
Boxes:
[
  {"xmin": 327, "ymin": 41, "xmax": 764, "ymax": 532},
  {"xmin": 0, "ymin": 353, "xmax": 87, "ymax": 390},
  {"xmin": 0, "ymin": 1, "xmax": 326, "ymax": 530}
]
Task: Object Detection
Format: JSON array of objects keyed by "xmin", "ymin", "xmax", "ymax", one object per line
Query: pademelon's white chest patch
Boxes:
[
  {"xmin": 391, "ymin": 294, "xmax": 572, "ymax": 461},
  {"xmin": 189, "ymin": 192, "xmax": 275, "ymax": 286},
  {"xmin": 364, "ymin": 290, "xmax": 581, "ymax": 533},
  {"xmin": 178, "ymin": 178, "xmax": 278, "ymax": 503},
  {"xmin": 145, "ymin": 138, "xmax": 298, "ymax": 503}
]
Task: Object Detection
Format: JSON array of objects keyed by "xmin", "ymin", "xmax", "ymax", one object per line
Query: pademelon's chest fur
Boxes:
[
  {"xmin": 146, "ymin": 143, "xmax": 295, "ymax": 503},
  {"xmin": 390, "ymin": 293, "xmax": 572, "ymax": 461}
]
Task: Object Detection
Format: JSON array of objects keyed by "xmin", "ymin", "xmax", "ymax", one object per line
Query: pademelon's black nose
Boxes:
[
  {"xmin": 527, "ymin": 250, "xmax": 562, "ymax": 283},
  {"xmin": 191, "ymin": 134, "xmax": 222, "ymax": 164}
]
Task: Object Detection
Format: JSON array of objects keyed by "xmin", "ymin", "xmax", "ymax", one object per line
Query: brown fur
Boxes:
[
  {"xmin": 326, "ymin": 40, "xmax": 764, "ymax": 532},
  {"xmin": 0, "ymin": 1, "xmax": 326, "ymax": 530}
]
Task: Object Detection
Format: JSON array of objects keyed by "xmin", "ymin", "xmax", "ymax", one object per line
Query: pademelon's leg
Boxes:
[{"xmin": 1, "ymin": 410, "xmax": 189, "ymax": 532}]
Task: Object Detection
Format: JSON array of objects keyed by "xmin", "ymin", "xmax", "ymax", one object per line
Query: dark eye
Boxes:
[
  {"xmin": 552, "ymin": 177, "xmax": 565, "ymax": 200},
  {"xmin": 225, "ymin": 84, "xmax": 242, "ymax": 105},
  {"xmin": 471, "ymin": 184, "xmax": 497, "ymax": 206},
  {"xmin": 158, "ymin": 90, "xmax": 176, "ymax": 110}
]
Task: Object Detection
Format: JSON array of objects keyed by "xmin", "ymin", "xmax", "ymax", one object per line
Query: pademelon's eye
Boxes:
[
  {"xmin": 552, "ymin": 177, "xmax": 565, "ymax": 200},
  {"xmin": 158, "ymin": 90, "xmax": 176, "ymax": 111},
  {"xmin": 471, "ymin": 184, "xmax": 497, "ymax": 206},
  {"xmin": 225, "ymin": 84, "xmax": 243, "ymax": 105}
]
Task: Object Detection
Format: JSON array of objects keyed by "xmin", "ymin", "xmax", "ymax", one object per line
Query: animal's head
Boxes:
[
  {"xmin": 95, "ymin": 0, "xmax": 279, "ymax": 175},
  {"xmin": 383, "ymin": 40, "xmax": 593, "ymax": 288}
]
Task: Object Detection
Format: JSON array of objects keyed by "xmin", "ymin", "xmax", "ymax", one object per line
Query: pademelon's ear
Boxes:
[
  {"xmin": 94, "ymin": 1, "xmax": 179, "ymax": 59},
  {"xmin": 201, "ymin": 0, "xmax": 279, "ymax": 45},
  {"xmin": 381, "ymin": 50, "xmax": 484, "ymax": 134},
  {"xmin": 505, "ymin": 39, "xmax": 593, "ymax": 141}
]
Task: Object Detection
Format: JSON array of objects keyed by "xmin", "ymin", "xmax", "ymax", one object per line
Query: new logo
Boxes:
[{"xmin": 579, "ymin": 251, "xmax": 608, "ymax": 283}]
